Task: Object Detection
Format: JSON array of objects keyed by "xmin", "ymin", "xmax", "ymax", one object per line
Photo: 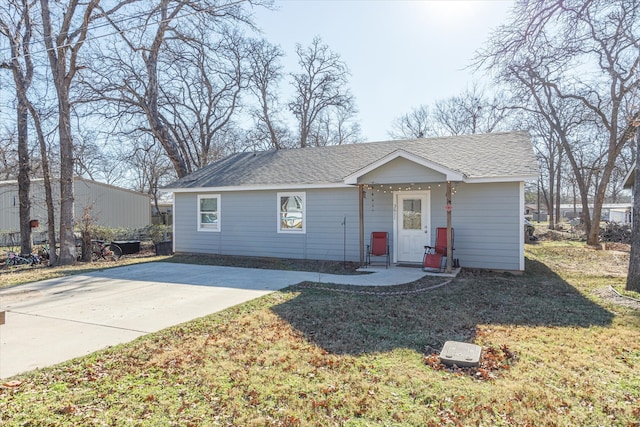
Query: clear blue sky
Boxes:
[{"xmin": 251, "ymin": 0, "xmax": 514, "ymax": 142}]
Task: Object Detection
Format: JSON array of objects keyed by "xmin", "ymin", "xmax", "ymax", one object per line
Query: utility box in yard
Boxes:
[{"xmin": 439, "ymin": 341, "xmax": 482, "ymax": 367}]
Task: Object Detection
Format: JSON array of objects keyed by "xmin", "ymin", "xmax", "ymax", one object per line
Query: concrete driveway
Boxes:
[{"xmin": 0, "ymin": 262, "xmax": 427, "ymax": 379}]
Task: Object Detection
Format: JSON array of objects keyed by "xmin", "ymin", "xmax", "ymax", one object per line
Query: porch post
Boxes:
[
  {"xmin": 359, "ymin": 184, "xmax": 365, "ymax": 266},
  {"xmin": 446, "ymin": 181, "xmax": 453, "ymax": 273}
]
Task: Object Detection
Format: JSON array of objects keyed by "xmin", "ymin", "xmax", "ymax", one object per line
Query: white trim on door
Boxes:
[{"xmin": 393, "ymin": 190, "xmax": 431, "ymax": 264}]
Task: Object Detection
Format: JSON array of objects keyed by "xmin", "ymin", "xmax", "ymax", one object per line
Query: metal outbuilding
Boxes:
[{"xmin": 0, "ymin": 177, "xmax": 151, "ymax": 238}]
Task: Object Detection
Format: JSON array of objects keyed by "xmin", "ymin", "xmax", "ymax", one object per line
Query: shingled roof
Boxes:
[{"xmin": 165, "ymin": 131, "xmax": 538, "ymax": 190}]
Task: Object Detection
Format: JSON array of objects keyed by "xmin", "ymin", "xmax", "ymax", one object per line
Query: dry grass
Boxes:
[
  {"xmin": 1, "ymin": 241, "xmax": 639, "ymax": 426},
  {"xmin": 0, "ymin": 252, "xmax": 172, "ymax": 289}
]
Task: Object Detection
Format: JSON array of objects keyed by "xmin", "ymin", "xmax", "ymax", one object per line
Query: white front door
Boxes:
[{"xmin": 395, "ymin": 192, "xmax": 430, "ymax": 263}]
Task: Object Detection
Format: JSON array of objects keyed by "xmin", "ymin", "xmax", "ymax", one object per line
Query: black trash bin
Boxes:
[
  {"xmin": 112, "ymin": 240, "xmax": 141, "ymax": 255},
  {"xmin": 155, "ymin": 241, "xmax": 173, "ymax": 255}
]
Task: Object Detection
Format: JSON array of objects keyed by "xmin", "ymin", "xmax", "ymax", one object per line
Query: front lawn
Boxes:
[{"xmin": 1, "ymin": 241, "xmax": 639, "ymax": 426}]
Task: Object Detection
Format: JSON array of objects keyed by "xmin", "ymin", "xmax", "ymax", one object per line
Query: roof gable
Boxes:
[{"xmin": 344, "ymin": 149, "xmax": 464, "ymax": 184}]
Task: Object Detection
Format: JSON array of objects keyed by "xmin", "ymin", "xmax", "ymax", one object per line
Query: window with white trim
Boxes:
[
  {"xmin": 197, "ymin": 195, "xmax": 220, "ymax": 231},
  {"xmin": 277, "ymin": 192, "xmax": 305, "ymax": 233}
]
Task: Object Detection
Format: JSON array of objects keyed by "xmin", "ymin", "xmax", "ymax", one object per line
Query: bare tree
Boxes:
[
  {"xmin": 475, "ymin": 0, "xmax": 640, "ymax": 246},
  {"xmin": 514, "ymin": 97, "xmax": 590, "ymax": 229},
  {"xmin": 28, "ymin": 100, "xmax": 59, "ymax": 264},
  {"xmin": 0, "ymin": 0, "xmax": 34, "ymax": 255},
  {"xmin": 308, "ymin": 106, "xmax": 361, "ymax": 146},
  {"xmin": 0, "ymin": 127, "xmax": 18, "ymax": 179},
  {"xmin": 88, "ymin": 0, "xmax": 259, "ymax": 178},
  {"xmin": 245, "ymin": 38, "xmax": 293, "ymax": 150},
  {"xmin": 388, "ymin": 85, "xmax": 509, "ymax": 140},
  {"xmin": 388, "ymin": 105, "xmax": 432, "ymax": 139},
  {"xmin": 432, "ymin": 84, "xmax": 509, "ymax": 136},
  {"xmin": 40, "ymin": 0, "xmax": 111, "ymax": 264},
  {"xmin": 289, "ymin": 37, "xmax": 358, "ymax": 148},
  {"xmin": 119, "ymin": 134, "xmax": 174, "ymax": 217},
  {"xmin": 161, "ymin": 27, "xmax": 248, "ymax": 168},
  {"xmin": 526, "ymin": 115, "xmax": 563, "ymax": 229}
]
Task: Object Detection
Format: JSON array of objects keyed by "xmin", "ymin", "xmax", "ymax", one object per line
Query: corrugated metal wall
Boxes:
[
  {"xmin": 0, "ymin": 178, "xmax": 151, "ymax": 233},
  {"xmin": 74, "ymin": 179, "xmax": 151, "ymax": 229}
]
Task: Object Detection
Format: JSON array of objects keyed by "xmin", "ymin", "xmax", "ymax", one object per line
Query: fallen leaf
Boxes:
[{"xmin": 2, "ymin": 380, "xmax": 22, "ymax": 388}]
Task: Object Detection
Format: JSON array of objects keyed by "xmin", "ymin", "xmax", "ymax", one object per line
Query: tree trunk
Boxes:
[
  {"xmin": 586, "ymin": 185, "xmax": 606, "ymax": 246},
  {"xmin": 555, "ymin": 157, "xmax": 561, "ymax": 228},
  {"xmin": 57, "ymin": 94, "xmax": 76, "ymax": 264},
  {"xmin": 627, "ymin": 127, "xmax": 640, "ymax": 291},
  {"xmin": 28, "ymin": 101, "xmax": 57, "ymax": 265},
  {"xmin": 142, "ymin": 1, "xmax": 190, "ymax": 178},
  {"xmin": 40, "ymin": 0, "xmax": 98, "ymax": 265},
  {"xmin": 17, "ymin": 99, "xmax": 32, "ymax": 255},
  {"xmin": 1, "ymin": 0, "xmax": 34, "ymax": 256},
  {"xmin": 547, "ymin": 163, "xmax": 555, "ymax": 229}
]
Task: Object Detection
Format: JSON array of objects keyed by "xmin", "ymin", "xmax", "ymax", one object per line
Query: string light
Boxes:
[
  {"xmin": 365, "ymin": 184, "xmax": 428, "ymax": 192},
  {"xmin": 362, "ymin": 182, "xmax": 460, "ymax": 193}
]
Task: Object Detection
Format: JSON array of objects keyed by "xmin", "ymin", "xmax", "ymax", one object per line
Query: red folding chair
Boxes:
[
  {"xmin": 423, "ymin": 227, "xmax": 456, "ymax": 272},
  {"xmin": 366, "ymin": 232, "xmax": 390, "ymax": 268}
]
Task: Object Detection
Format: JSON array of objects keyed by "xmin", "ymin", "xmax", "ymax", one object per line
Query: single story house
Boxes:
[
  {"xmin": 0, "ymin": 177, "xmax": 151, "ymax": 243},
  {"xmin": 164, "ymin": 131, "xmax": 539, "ymax": 272},
  {"xmin": 558, "ymin": 203, "xmax": 633, "ymax": 223}
]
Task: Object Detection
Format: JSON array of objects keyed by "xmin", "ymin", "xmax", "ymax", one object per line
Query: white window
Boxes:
[
  {"xmin": 197, "ymin": 195, "xmax": 220, "ymax": 232},
  {"xmin": 277, "ymin": 192, "xmax": 305, "ymax": 233}
]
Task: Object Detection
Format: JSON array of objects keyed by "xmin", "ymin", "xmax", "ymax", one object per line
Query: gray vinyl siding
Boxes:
[
  {"xmin": 362, "ymin": 189, "xmax": 394, "ymax": 254},
  {"xmin": 174, "ymin": 181, "xmax": 524, "ymax": 270},
  {"xmin": 174, "ymin": 188, "xmax": 363, "ymax": 262},
  {"xmin": 360, "ymin": 157, "xmax": 446, "ymax": 184},
  {"xmin": 440, "ymin": 182, "xmax": 522, "ymax": 271},
  {"xmin": 426, "ymin": 184, "xmax": 447, "ymax": 241}
]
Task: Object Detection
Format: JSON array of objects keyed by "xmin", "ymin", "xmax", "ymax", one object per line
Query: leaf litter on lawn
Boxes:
[{"xmin": 1, "ymin": 241, "xmax": 640, "ymax": 426}]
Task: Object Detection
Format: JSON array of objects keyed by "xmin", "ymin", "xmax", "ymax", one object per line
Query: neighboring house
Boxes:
[
  {"xmin": 152, "ymin": 192, "xmax": 174, "ymax": 225},
  {"xmin": 164, "ymin": 131, "xmax": 539, "ymax": 272},
  {"xmin": 525, "ymin": 203, "xmax": 547, "ymax": 221},
  {"xmin": 558, "ymin": 203, "xmax": 633, "ymax": 223},
  {"xmin": 0, "ymin": 177, "xmax": 151, "ymax": 240}
]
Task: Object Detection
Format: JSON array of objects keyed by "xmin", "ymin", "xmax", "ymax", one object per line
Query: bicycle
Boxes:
[
  {"xmin": 36, "ymin": 241, "xmax": 52, "ymax": 264},
  {"xmin": 91, "ymin": 240, "xmax": 123, "ymax": 262},
  {"xmin": 5, "ymin": 251, "xmax": 41, "ymax": 267}
]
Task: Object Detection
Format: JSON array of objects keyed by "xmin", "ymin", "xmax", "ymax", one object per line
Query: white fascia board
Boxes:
[
  {"xmin": 168, "ymin": 182, "xmax": 353, "ymax": 193},
  {"xmin": 623, "ymin": 163, "xmax": 635, "ymax": 189},
  {"xmin": 343, "ymin": 149, "xmax": 465, "ymax": 184},
  {"xmin": 464, "ymin": 174, "xmax": 539, "ymax": 184}
]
